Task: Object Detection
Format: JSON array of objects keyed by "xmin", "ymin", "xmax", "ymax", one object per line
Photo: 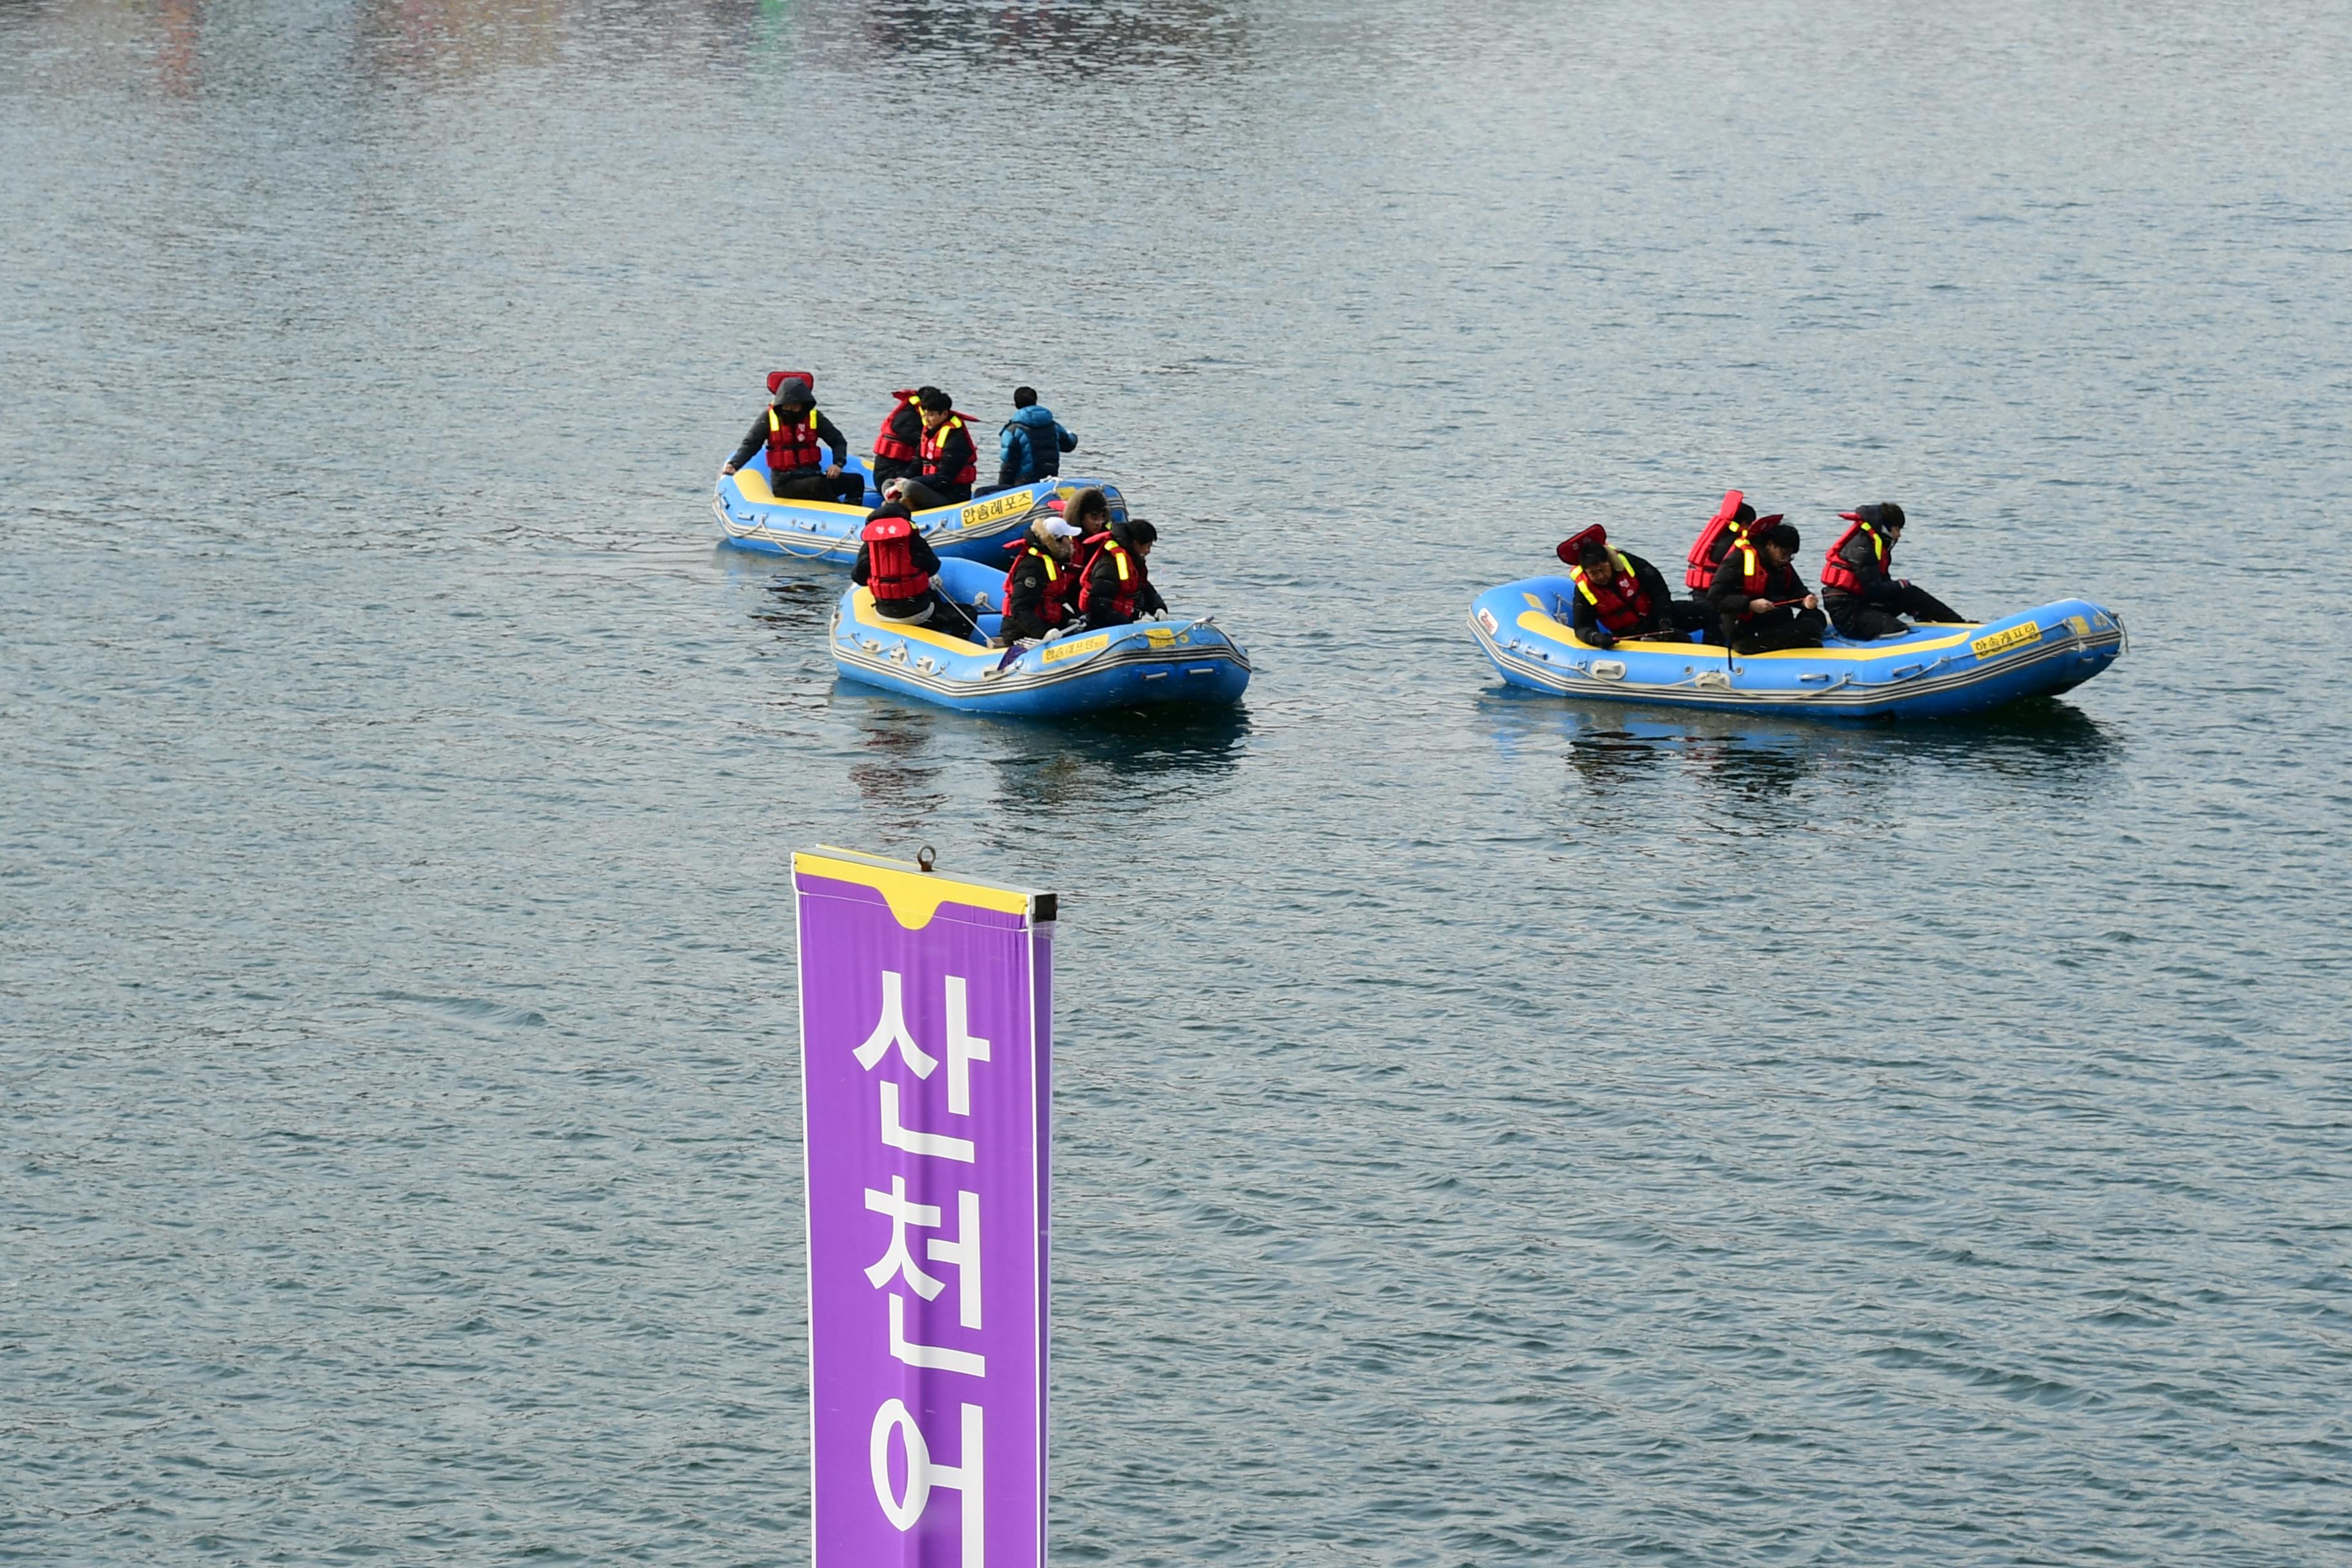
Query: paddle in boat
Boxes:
[
  {"xmin": 1469, "ymin": 574, "xmax": 2124, "ymax": 719},
  {"xmin": 831, "ymin": 557, "xmax": 1251, "ymax": 718}
]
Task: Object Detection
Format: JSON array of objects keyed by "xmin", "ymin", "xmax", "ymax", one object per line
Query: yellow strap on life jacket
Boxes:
[{"xmin": 1112, "ymin": 545, "xmax": 1132, "ymax": 582}]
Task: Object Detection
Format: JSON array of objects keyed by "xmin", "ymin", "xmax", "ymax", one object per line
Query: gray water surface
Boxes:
[{"xmin": 5, "ymin": 1, "xmax": 2351, "ymax": 1563}]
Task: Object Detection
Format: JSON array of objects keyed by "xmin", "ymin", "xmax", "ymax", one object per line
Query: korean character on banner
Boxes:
[
  {"xmin": 867, "ymin": 1177, "xmax": 985, "ymax": 1372},
  {"xmin": 857, "ymin": 972, "xmax": 993, "ymax": 1162},
  {"xmin": 871, "ymin": 1399, "xmax": 983, "ymax": 1568}
]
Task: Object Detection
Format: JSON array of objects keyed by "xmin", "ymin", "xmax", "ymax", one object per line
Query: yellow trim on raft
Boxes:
[
  {"xmin": 793, "ymin": 846, "xmax": 1037, "ymax": 928},
  {"xmin": 731, "ymin": 469, "xmax": 1021, "ymax": 534},
  {"xmin": 729, "ymin": 467, "xmax": 867, "ymax": 513},
  {"xmin": 1512, "ymin": 607, "xmax": 1992, "ymax": 662},
  {"xmin": 850, "ymin": 589, "xmax": 993, "ymax": 654}
]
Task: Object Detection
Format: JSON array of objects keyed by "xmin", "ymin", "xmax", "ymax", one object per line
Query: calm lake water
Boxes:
[{"xmin": 5, "ymin": 1, "xmax": 2350, "ymax": 1562}]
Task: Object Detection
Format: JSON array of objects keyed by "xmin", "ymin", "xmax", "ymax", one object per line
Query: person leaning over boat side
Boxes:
[
  {"xmin": 1000, "ymin": 515, "xmax": 1083, "ymax": 644},
  {"xmin": 1558, "ymin": 525, "xmax": 1710, "ymax": 648},
  {"xmin": 721, "ymin": 374, "xmax": 861, "ymax": 504},
  {"xmin": 997, "ymin": 385, "xmax": 1077, "ymax": 490},
  {"xmin": 1819, "ymin": 502, "xmax": 1965, "ymax": 640},
  {"xmin": 852, "ymin": 500, "xmax": 947, "ymax": 627},
  {"xmin": 1080, "ymin": 518, "xmax": 1167, "ymax": 630},
  {"xmin": 883, "ymin": 389, "xmax": 978, "ymax": 511},
  {"xmin": 1709, "ymin": 520, "xmax": 1828, "ymax": 654}
]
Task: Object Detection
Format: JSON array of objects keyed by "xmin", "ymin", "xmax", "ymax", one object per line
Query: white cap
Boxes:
[{"xmin": 1042, "ymin": 519, "xmax": 1083, "ymax": 538}]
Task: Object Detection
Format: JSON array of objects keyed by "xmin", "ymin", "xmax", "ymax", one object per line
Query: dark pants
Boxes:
[
  {"xmin": 889, "ymin": 478, "xmax": 971, "ymax": 512},
  {"xmin": 870, "ymin": 458, "xmax": 917, "ymax": 491},
  {"xmin": 1083, "ymin": 605, "xmax": 1138, "ymax": 631},
  {"xmin": 769, "ymin": 469, "xmax": 864, "ymax": 504},
  {"xmin": 1827, "ymin": 584, "xmax": 1965, "ymax": 639},
  {"xmin": 1725, "ymin": 605, "xmax": 1828, "ymax": 654},
  {"xmin": 876, "ymin": 591, "xmax": 990, "ymax": 642}
]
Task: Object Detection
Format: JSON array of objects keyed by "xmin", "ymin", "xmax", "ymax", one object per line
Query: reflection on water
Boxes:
[
  {"xmin": 845, "ymin": 702, "xmax": 947, "ymax": 833},
  {"xmin": 852, "ymin": 0, "xmax": 1248, "ymax": 75},
  {"xmin": 1480, "ymin": 688, "xmax": 2122, "ymax": 798},
  {"xmin": 985, "ymin": 703, "xmax": 1249, "ymax": 814}
]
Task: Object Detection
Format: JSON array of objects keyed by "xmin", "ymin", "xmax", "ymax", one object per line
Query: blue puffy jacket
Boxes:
[{"xmin": 997, "ymin": 405, "xmax": 1077, "ymax": 487}]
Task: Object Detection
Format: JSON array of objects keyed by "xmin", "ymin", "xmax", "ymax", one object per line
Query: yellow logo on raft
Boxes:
[
  {"xmin": 958, "ymin": 491, "xmax": 1034, "ymax": 530},
  {"xmin": 1039, "ymin": 634, "xmax": 1110, "ymax": 665},
  {"xmin": 1970, "ymin": 622, "xmax": 2043, "ymax": 660}
]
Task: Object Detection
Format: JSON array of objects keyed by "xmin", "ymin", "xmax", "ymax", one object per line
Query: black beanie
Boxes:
[{"xmin": 1766, "ymin": 522, "xmax": 1802, "ymax": 552}]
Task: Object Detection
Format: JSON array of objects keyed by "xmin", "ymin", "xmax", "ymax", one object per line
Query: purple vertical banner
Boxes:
[{"xmin": 793, "ymin": 847, "xmax": 1054, "ymax": 1568}]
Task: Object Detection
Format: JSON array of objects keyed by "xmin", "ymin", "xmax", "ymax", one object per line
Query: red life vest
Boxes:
[
  {"xmin": 1079, "ymin": 539, "xmax": 1144, "ymax": 620},
  {"xmin": 919, "ymin": 414, "xmax": 977, "ymax": 487},
  {"xmin": 861, "ymin": 514, "xmax": 931, "ymax": 602},
  {"xmin": 1003, "ymin": 542, "xmax": 1070, "ymax": 627},
  {"xmin": 1071, "ymin": 528, "xmax": 1112, "ymax": 583},
  {"xmin": 1569, "ymin": 549, "xmax": 1654, "ymax": 634},
  {"xmin": 1685, "ymin": 489, "xmax": 1747, "ymax": 590},
  {"xmin": 1727, "ymin": 540, "xmax": 1770, "ymax": 618},
  {"xmin": 765, "ymin": 405, "xmax": 824, "ymax": 475},
  {"xmin": 873, "ymin": 391, "xmax": 922, "ymax": 465},
  {"xmin": 1818, "ymin": 512, "xmax": 1891, "ymax": 596}
]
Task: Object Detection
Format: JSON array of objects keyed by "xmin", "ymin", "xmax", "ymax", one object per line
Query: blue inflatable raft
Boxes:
[
  {"xmin": 713, "ymin": 453, "xmax": 1130, "ymax": 566},
  {"xmin": 1470, "ymin": 576, "xmax": 2124, "ymax": 719},
  {"xmin": 831, "ymin": 558, "xmax": 1251, "ymax": 718}
]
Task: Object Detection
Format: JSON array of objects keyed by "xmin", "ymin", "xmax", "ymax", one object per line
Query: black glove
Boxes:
[{"xmin": 1587, "ymin": 625, "xmax": 1616, "ymax": 649}]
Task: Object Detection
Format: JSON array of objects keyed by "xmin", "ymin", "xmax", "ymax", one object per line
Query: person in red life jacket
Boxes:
[
  {"xmin": 1684, "ymin": 490, "xmax": 1782, "ymax": 592},
  {"xmin": 1081, "ymin": 518, "xmax": 1168, "ymax": 630},
  {"xmin": 999, "ymin": 515, "xmax": 1083, "ymax": 643},
  {"xmin": 1707, "ymin": 520, "xmax": 1828, "ymax": 654},
  {"xmin": 869, "ymin": 386, "xmax": 928, "ymax": 494},
  {"xmin": 721, "ymin": 373, "xmax": 860, "ymax": 504},
  {"xmin": 1556, "ymin": 525, "xmax": 1709, "ymax": 648},
  {"xmin": 1061, "ymin": 486, "xmax": 1115, "ymax": 578},
  {"xmin": 882, "ymin": 389, "xmax": 978, "ymax": 511},
  {"xmin": 1819, "ymin": 502, "xmax": 1964, "ymax": 639},
  {"xmin": 850, "ymin": 500, "xmax": 947, "ymax": 626}
]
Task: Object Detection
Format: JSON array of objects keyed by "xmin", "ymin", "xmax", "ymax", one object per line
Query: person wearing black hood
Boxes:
[
  {"xmin": 1709, "ymin": 520, "xmax": 1828, "ymax": 654},
  {"xmin": 1819, "ymin": 502, "xmax": 1964, "ymax": 639},
  {"xmin": 722, "ymin": 373, "xmax": 861, "ymax": 504},
  {"xmin": 1079, "ymin": 518, "xmax": 1167, "ymax": 630}
]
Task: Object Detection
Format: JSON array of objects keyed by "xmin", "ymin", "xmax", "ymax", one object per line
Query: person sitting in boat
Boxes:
[
  {"xmin": 1059, "ymin": 486, "xmax": 1113, "ymax": 573},
  {"xmin": 1557, "ymin": 525, "xmax": 1708, "ymax": 648},
  {"xmin": 852, "ymin": 500, "xmax": 947, "ymax": 627},
  {"xmin": 883, "ymin": 389, "xmax": 978, "ymax": 511},
  {"xmin": 1080, "ymin": 518, "xmax": 1167, "ymax": 630},
  {"xmin": 997, "ymin": 385, "xmax": 1077, "ymax": 490},
  {"xmin": 721, "ymin": 373, "xmax": 861, "ymax": 504},
  {"xmin": 1709, "ymin": 520, "xmax": 1828, "ymax": 654},
  {"xmin": 870, "ymin": 387, "xmax": 928, "ymax": 495},
  {"xmin": 999, "ymin": 515, "xmax": 1083, "ymax": 644},
  {"xmin": 1819, "ymin": 502, "xmax": 1965, "ymax": 640},
  {"xmin": 1683, "ymin": 489, "xmax": 1781, "ymax": 593}
]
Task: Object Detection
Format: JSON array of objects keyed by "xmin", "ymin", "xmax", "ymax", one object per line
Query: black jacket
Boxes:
[
  {"xmin": 1823, "ymin": 528, "xmax": 1904, "ymax": 607},
  {"xmin": 1567, "ymin": 550, "xmax": 1673, "ymax": 640},
  {"xmin": 1003, "ymin": 546, "xmax": 1073, "ymax": 641},
  {"xmin": 917, "ymin": 422, "xmax": 977, "ymax": 504},
  {"xmin": 1083, "ymin": 541, "xmax": 1166, "ymax": 621},
  {"xmin": 728, "ymin": 406, "xmax": 850, "ymax": 473},
  {"xmin": 1709, "ymin": 551, "xmax": 1811, "ymax": 621}
]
